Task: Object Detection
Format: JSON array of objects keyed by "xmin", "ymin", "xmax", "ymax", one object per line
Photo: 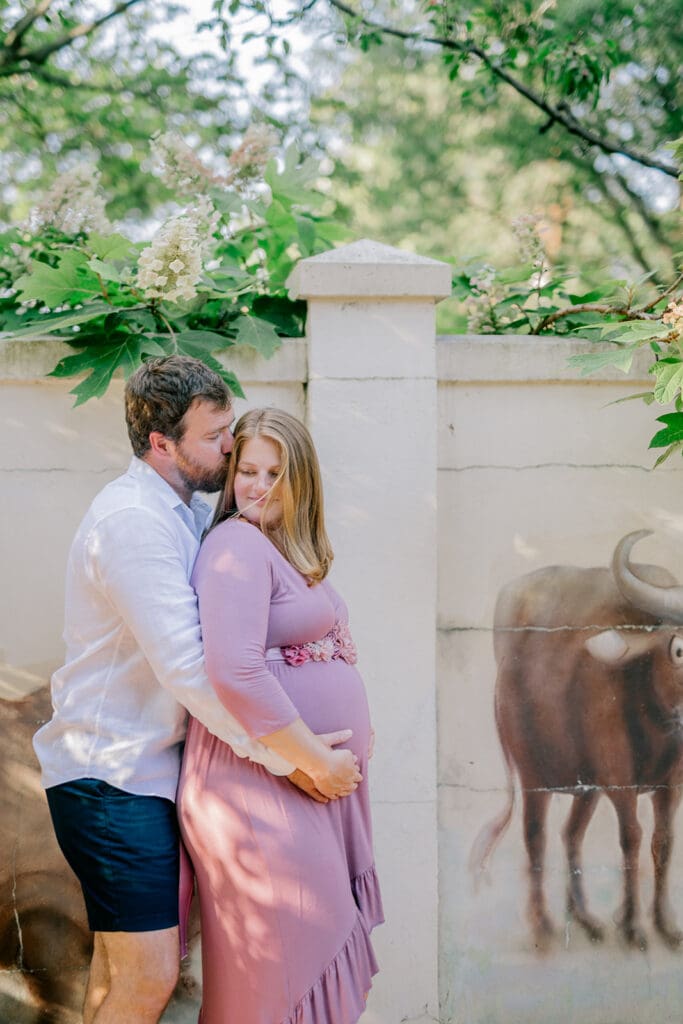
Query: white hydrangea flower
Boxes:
[
  {"xmin": 511, "ymin": 213, "xmax": 545, "ymax": 266},
  {"xmin": 151, "ymin": 125, "xmax": 276, "ymax": 198},
  {"xmin": 470, "ymin": 263, "xmax": 497, "ymax": 293},
  {"xmin": 151, "ymin": 132, "xmax": 224, "ymax": 194},
  {"xmin": 136, "ymin": 214, "xmax": 204, "ymax": 303},
  {"xmin": 663, "ymin": 299, "xmax": 683, "ymax": 338},
  {"xmin": 228, "ymin": 124, "xmax": 277, "ymax": 183},
  {"xmin": 0, "ymin": 240, "xmax": 31, "ymax": 279},
  {"xmin": 190, "ymin": 195, "xmax": 220, "ymax": 256},
  {"xmin": 29, "ymin": 164, "xmax": 111, "ymax": 236}
]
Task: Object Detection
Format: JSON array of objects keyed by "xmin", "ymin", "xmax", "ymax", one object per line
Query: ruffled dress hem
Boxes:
[
  {"xmin": 280, "ymin": 912, "xmax": 378, "ymax": 1024},
  {"xmin": 277, "ymin": 863, "xmax": 383, "ymax": 1024},
  {"xmin": 351, "ymin": 864, "xmax": 385, "ymax": 931}
]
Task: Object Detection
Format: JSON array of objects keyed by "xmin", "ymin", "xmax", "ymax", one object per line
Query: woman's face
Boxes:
[{"xmin": 233, "ymin": 435, "xmax": 284, "ymax": 528}]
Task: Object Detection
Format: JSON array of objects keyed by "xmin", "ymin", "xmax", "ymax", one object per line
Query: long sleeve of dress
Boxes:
[{"xmin": 192, "ymin": 520, "xmax": 300, "ymax": 739}]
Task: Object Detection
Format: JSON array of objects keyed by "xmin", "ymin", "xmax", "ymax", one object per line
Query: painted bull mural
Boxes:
[{"xmin": 471, "ymin": 530, "xmax": 683, "ymax": 953}]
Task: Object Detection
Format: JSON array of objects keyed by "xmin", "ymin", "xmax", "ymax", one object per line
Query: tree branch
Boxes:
[
  {"xmin": 588, "ymin": 171, "xmax": 665, "ymax": 287},
  {"xmin": 640, "ymin": 272, "xmax": 683, "ymax": 313},
  {"xmin": 9, "ymin": 0, "xmax": 146, "ymax": 67},
  {"xmin": 3, "ymin": 0, "xmax": 55, "ymax": 52},
  {"xmin": 612, "ymin": 166, "xmax": 677, "ymax": 262},
  {"xmin": 533, "ymin": 302, "xmax": 661, "ymax": 334},
  {"xmin": 326, "ymin": 0, "xmax": 680, "ymax": 179}
]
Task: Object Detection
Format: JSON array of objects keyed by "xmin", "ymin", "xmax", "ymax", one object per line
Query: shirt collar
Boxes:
[{"xmin": 127, "ymin": 457, "xmax": 211, "ymax": 538}]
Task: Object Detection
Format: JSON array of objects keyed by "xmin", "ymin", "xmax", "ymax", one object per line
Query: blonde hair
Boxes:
[{"xmin": 213, "ymin": 408, "xmax": 334, "ymax": 583}]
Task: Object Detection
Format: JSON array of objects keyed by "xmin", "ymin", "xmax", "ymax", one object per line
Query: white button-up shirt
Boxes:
[{"xmin": 33, "ymin": 457, "xmax": 292, "ymax": 801}]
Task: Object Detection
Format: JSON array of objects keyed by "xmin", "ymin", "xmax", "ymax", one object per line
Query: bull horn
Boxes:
[{"xmin": 612, "ymin": 530, "xmax": 683, "ymax": 623}]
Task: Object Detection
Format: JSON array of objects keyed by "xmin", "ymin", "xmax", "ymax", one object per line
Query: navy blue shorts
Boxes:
[{"xmin": 46, "ymin": 778, "xmax": 180, "ymax": 933}]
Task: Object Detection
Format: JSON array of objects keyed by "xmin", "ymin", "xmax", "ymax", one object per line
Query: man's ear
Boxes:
[{"xmin": 148, "ymin": 431, "xmax": 173, "ymax": 457}]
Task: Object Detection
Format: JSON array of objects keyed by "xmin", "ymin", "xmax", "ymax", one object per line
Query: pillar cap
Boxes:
[{"xmin": 287, "ymin": 239, "xmax": 452, "ymax": 300}]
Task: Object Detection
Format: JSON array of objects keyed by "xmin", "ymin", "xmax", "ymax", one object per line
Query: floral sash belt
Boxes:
[{"xmin": 265, "ymin": 621, "xmax": 357, "ymax": 667}]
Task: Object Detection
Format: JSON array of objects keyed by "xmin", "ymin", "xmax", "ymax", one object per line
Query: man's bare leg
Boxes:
[
  {"xmin": 85, "ymin": 926, "xmax": 179, "ymax": 1024},
  {"xmin": 83, "ymin": 933, "xmax": 110, "ymax": 1024}
]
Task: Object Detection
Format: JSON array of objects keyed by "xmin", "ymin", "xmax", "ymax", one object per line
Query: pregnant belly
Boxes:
[{"xmin": 269, "ymin": 659, "xmax": 371, "ymax": 761}]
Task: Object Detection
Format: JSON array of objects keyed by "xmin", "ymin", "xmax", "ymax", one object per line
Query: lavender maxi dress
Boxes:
[{"xmin": 177, "ymin": 520, "xmax": 383, "ymax": 1024}]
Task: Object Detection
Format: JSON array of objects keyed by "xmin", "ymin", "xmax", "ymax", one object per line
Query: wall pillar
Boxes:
[{"xmin": 288, "ymin": 239, "xmax": 451, "ymax": 1023}]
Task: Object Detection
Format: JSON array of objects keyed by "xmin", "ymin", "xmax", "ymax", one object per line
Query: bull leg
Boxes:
[
  {"xmin": 523, "ymin": 787, "xmax": 554, "ymax": 951},
  {"xmin": 651, "ymin": 784, "xmax": 683, "ymax": 948},
  {"xmin": 607, "ymin": 789, "xmax": 647, "ymax": 950},
  {"xmin": 562, "ymin": 790, "xmax": 604, "ymax": 941}
]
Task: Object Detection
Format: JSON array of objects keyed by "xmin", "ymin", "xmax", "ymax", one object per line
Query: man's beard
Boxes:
[{"xmin": 175, "ymin": 445, "xmax": 229, "ymax": 494}]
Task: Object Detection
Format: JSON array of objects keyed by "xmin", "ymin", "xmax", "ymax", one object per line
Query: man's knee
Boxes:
[
  {"xmin": 100, "ymin": 927, "xmax": 179, "ymax": 1008},
  {"xmin": 128, "ymin": 964, "xmax": 179, "ymax": 1015}
]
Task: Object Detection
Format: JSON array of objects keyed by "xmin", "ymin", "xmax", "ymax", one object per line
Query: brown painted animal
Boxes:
[{"xmin": 470, "ymin": 530, "xmax": 683, "ymax": 952}]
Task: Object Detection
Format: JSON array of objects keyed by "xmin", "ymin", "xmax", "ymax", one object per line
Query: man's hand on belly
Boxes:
[
  {"xmin": 287, "ymin": 768, "xmax": 329, "ymax": 803},
  {"xmin": 286, "ymin": 728, "xmax": 356, "ymax": 802}
]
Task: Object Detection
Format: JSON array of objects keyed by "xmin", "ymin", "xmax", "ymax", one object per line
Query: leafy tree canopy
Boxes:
[{"xmin": 0, "ymin": 0, "xmax": 260, "ymax": 223}]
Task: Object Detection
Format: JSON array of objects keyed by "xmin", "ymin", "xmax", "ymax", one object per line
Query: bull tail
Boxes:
[{"xmin": 467, "ymin": 726, "xmax": 516, "ymax": 887}]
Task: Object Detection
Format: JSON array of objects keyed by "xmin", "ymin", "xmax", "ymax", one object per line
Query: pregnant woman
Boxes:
[{"xmin": 178, "ymin": 408, "xmax": 383, "ymax": 1024}]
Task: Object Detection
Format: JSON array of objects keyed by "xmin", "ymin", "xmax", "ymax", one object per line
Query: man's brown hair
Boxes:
[{"xmin": 125, "ymin": 355, "xmax": 230, "ymax": 457}]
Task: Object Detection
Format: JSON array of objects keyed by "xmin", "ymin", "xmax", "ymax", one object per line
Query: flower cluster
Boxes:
[
  {"xmin": 228, "ymin": 124, "xmax": 277, "ymax": 185},
  {"xmin": 662, "ymin": 299, "xmax": 683, "ymax": 339},
  {"xmin": 469, "ymin": 263, "xmax": 497, "ymax": 293},
  {"xmin": 511, "ymin": 213, "xmax": 545, "ymax": 267},
  {"xmin": 28, "ymin": 163, "xmax": 111, "ymax": 236},
  {"xmin": 136, "ymin": 213, "xmax": 204, "ymax": 303},
  {"xmin": 151, "ymin": 131, "xmax": 225, "ymax": 195},
  {"xmin": 281, "ymin": 622, "xmax": 357, "ymax": 667},
  {"xmin": 464, "ymin": 264, "xmax": 507, "ymax": 332},
  {"xmin": 151, "ymin": 124, "xmax": 276, "ymax": 197}
]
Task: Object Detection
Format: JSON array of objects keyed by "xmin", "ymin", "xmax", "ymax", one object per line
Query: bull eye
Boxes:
[{"xmin": 670, "ymin": 636, "xmax": 683, "ymax": 665}]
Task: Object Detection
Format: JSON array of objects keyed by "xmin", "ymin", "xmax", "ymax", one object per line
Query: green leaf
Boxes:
[
  {"xmin": 653, "ymin": 443, "xmax": 681, "ymax": 468},
  {"xmin": 15, "ymin": 252, "xmax": 102, "ymax": 307},
  {"xmin": 251, "ymin": 295, "xmax": 306, "ymax": 337},
  {"xmin": 51, "ymin": 335, "xmax": 164, "ymax": 406},
  {"xmin": 175, "ymin": 329, "xmax": 235, "ymax": 351},
  {"xmin": 87, "ymin": 258, "xmax": 123, "ymax": 283},
  {"xmin": 232, "ymin": 314, "xmax": 281, "ymax": 357},
  {"xmin": 650, "ymin": 413, "xmax": 683, "ymax": 449},
  {"xmin": 605, "ymin": 390, "xmax": 655, "ymax": 407},
  {"xmin": 209, "ymin": 263, "xmax": 250, "ymax": 284},
  {"xmin": 0, "ymin": 302, "xmax": 113, "ymax": 339},
  {"xmin": 265, "ymin": 198, "xmax": 297, "ymax": 233},
  {"xmin": 48, "ymin": 335, "xmax": 160, "ymax": 379},
  {"xmin": 264, "ymin": 146, "xmax": 325, "ymax": 209},
  {"xmin": 568, "ymin": 342, "xmax": 641, "ymax": 376},
  {"xmin": 172, "ymin": 331, "xmax": 245, "ymax": 398},
  {"xmin": 497, "ymin": 264, "xmax": 535, "ymax": 284},
  {"xmin": 87, "ymin": 233, "xmax": 136, "ymax": 261},
  {"xmin": 651, "ymin": 360, "xmax": 683, "ymax": 403},
  {"xmin": 597, "ymin": 320, "xmax": 670, "ymax": 342},
  {"xmin": 568, "ymin": 288, "xmax": 615, "ymax": 303},
  {"xmin": 296, "ymin": 215, "xmax": 317, "ymax": 256}
]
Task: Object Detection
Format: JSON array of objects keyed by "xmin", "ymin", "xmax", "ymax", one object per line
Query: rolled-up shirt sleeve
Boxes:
[
  {"xmin": 87, "ymin": 507, "xmax": 293, "ymax": 775},
  {"xmin": 193, "ymin": 521, "xmax": 300, "ymax": 740}
]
